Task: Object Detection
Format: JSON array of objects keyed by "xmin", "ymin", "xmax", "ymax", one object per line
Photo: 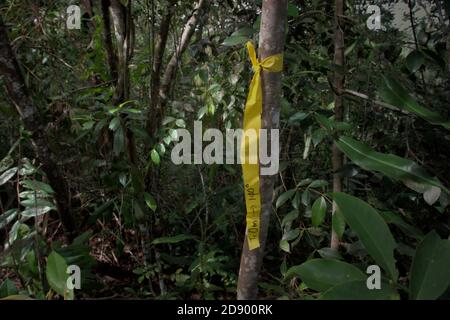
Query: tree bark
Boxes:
[
  {"xmin": 159, "ymin": 0, "xmax": 207, "ymax": 98},
  {"xmin": 152, "ymin": 0, "xmax": 208, "ymax": 134},
  {"xmin": 237, "ymin": 0, "xmax": 287, "ymax": 300},
  {"xmin": 101, "ymin": 0, "xmax": 118, "ymax": 81},
  {"xmin": 0, "ymin": 15, "xmax": 76, "ymax": 239},
  {"xmin": 146, "ymin": 2, "xmax": 175, "ymax": 136},
  {"xmin": 330, "ymin": 0, "xmax": 345, "ymax": 250},
  {"xmin": 109, "ymin": 0, "xmax": 134, "ymax": 104}
]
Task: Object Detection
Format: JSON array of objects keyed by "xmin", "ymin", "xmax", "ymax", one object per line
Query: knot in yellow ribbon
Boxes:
[{"xmin": 241, "ymin": 41, "xmax": 283, "ymax": 250}]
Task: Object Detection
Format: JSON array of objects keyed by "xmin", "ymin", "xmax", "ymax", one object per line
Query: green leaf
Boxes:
[
  {"xmin": 150, "ymin": 149, "xmax": 160, "ymax": 165},
  {"xmin": 314, "ymin": 113, "xmax": 333, "ymax": 131},
  {"xmin": 291, "ymin": 191, "xmax": 301, "ymax": 209},
  {"xmin": 0, "ymin": 279, "xmax": 18, "ymax": 298},
  {"xmin": 151, "ymin": 234, "xmax": 193, "ymax": 245},
  {"xmin": 175, "ymin": 119, "xmax": 186, "ymax": 128},
  {"xmin": 406, "ymin": 50, "xmax": 425, "ymax": 73},
  {"xmin": 21, "ymin": 180, "xmax": 55, "ymax": 194},
  {"xmin": 281, "ymin": 210, "xmax": 299, "ymax": 228},
  {"xmin": 279, "ymin": 239, "xmax": 290, "ymax": 253},
  {"xmin": 276, "ymin": 189, "xmax": 296, "ymax": 208},
  {"xmin": 0, "ymin": 209, "xmax": 18, "ymax": 230},
  {"xmin": 379, "ymin": 76, "xmax": 450, "ymax": 130},
  {"xmin": 0, "ymin": 167, "xmax": 17, "ymax": 186},
  {"xmin": 287, "ymin": 3, "xmax": 299, "ymax": 17},
  {"xmin": 144, "ymin": 192, "xmax": 157, "ymax": 212},
  {"xmin": 336, "ymin": 136, "xmax": 448, "ymax": 193},
  {"xmin": 308, "ymin": 180, "xmax": 328, "ymax": 189},
  {"xmin": 333, "ymin": 193, "xmax": 398, "ymax": 280},
  {"xmin": 285, "ymin": 259, "xmax": 366, "ymax": 291},
  {"xmin": 20, "ymin": 198, "xmax": 55, "ymax": 208},
  {"xmin": 282, "ymin": 228, "xmax": 300, "ymax": 242},
  {"xmin": 332, "ymin": 208, "xmax": 346, "ymax": 239},
  {"xmin": 0, "ymin": 155, "xmax": 14, "ymax": 173},
  {"xmin": 288, "ymin": 112, "xmax": 309, "ymax": 124},
  {"xmin": 108, "ymin": 117, "xmax": 120, "ymax": 131},
  {"xmin": 46, "ymin": 251, "xmax": 73, "ymax": 300},
  {"xmin": 222, "ymin": 35, "xmax": 248, "ymax": 46},
  {"xmin": 311, "ymin": 197, "xmax": 327, "ymax": 226},
  {"xmin": 321, "ymin": 280, "xmax": 399, "ymax": 300},
  {"xmin": 409, "ymin": 231, "xmax": 450, "ymax": 300},
  {"xmin": 21, "ymin": 206, "xmax": 53, "ymax": 217}
]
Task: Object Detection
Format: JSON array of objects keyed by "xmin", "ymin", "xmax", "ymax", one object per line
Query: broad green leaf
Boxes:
[
  {"xmin": 175, "ymin": 119, "xmax": 186, "ymax": 128},
  {"xmin": 379, "ymin": 76, "xmax": 450, "ymax": 130},
  {"xmin": 301, "ymin": 191, "xmax": 311, "ymax": 206},
  {"xmin": 21, "ymin": 180, "xmax": 55, "ymax": 194},
  {"xmin": 314, "ymin": 113, "xmax": 333, "ymax": 131},
  {"xmin": 333, "ymin": 193, "xmax": 398, "ymax": 280},
  {"xmin": 296, "ymin": 178, "xmax": 312, "ymax": 187},
  {"xmin": 151, "ymin": 234, "xmax": 193, "ymax": 245},
  {"xmin": 46, "ymin": 251, "xmax": 73, "ymax": 300},
  {"xmin": 0, "ymin": 209, "xmax": 18, "ymax": 229},
  {"xmin": 406, "ymin": 50, "xmax": 425, "ymax": 73},
  {"xmin": 0, "ymin": 154, "xmax": 14, "ymax": 173},
  {"xmin": 322, "ymin": 280, "xmax": 399, "ymax": 300},
  {"xmin": 281, "ymin": 210, "xmax": 299, "ymax": 228},
  {"xmin": 288, "ymin": 112, "xmax": 309, "ymax": 124},
  {"xmin": 20, "ymin": 198, "xmax": 55, "ymax": 208},
  {"xmin": 285, "ymin": 259, "xmax": 366, "ymax": 291},
  {"xmin": 410, "ymin": 231, "xmax": 450, "ymax": 300},
  {"xmin": 222, "ymin": 35, "xmax": 248, "ymax": 46},
  {"xmin": 312, "ymin": 128, "xmax": 326, "ymax": 146},
  {"xmin": 308, "ymin": 180, "xmax": 328, "ymax": 189},
  {"xmin": 0, "ymin": 279, "xmax": 18, "ymax": 298},
  {"xmin": 0, "ymin": 167, "xmax": 17, "ymax": 186},
  {"xmin": 287, "ymin": 3, "xmax": 299, "ymax": 17},
  {"xmin": 151, "ymin": 149, "xmax": 160, "ymax": 165},
  {"xmin": 336, "ymin": 136, "xmax": 448, "ymax": 193},
  {"xmin": 279, "ymin": 239, "xmax": 290, "ymax": 253},
  {"xmin": 144, "ymin": 192, "xmax": 157, "ymax": 212},
  {"xmin": 311, "ymin": 197, "xmax": 327, "ymax": 226},
  {"xmin": 21, "ymin": 206, "xmax": 53, "ymax": 218},
  {"xmin": 276, "ymin": 189, "xmax": 296, "ymax": 208},
  {"xmin": 292, "ymin": 192, "xmax": 301, "ymax": 209},
  {"xmin": 282, "ymin": 228, "xmax": 300, "ymax": 242},
  {"xmin": 332, "ymin": 208, "xmax": 346, "ymax": 239},
  {"xmin": 108, "ymin": 117, "xmax": 120, "ymax": 131}
]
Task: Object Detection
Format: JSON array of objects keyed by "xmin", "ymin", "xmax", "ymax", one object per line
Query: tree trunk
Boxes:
[
  {"xmin": 153, "ymin": 0, "xmax": 208, "ymax": 133},
  {"xmin": 330, "ymin": 0, "xmax": 345, "ymax": 250},
  {"xmin": 0, "ymin": 15, "xmax": 77, "ymax": 239},
  {"xmin": 237, "ymin": 0, "xmax": 287, "ymax": 300},
  {"xmin": 101, "ymin": 0, "xmax": 118, "ymax": 81},
  {"xmin": 146, "ymin": 2, "xmax": 175, "ymax": 137}
]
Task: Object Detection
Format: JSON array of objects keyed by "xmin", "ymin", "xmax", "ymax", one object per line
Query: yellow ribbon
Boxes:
[{"xmin": 241, "ymin": 42, "xmax": 283, "ymax": 250}]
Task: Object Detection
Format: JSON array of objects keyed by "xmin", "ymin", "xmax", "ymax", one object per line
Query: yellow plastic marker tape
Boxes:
[{"xmin": 241, "ymin": 41, "xmax": 283, "ymax": 250}]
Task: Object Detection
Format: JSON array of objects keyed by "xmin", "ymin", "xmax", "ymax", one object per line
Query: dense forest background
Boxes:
[{"xmin": 0, "ymin": 0, "xmax": 449, "ymax": 300}]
